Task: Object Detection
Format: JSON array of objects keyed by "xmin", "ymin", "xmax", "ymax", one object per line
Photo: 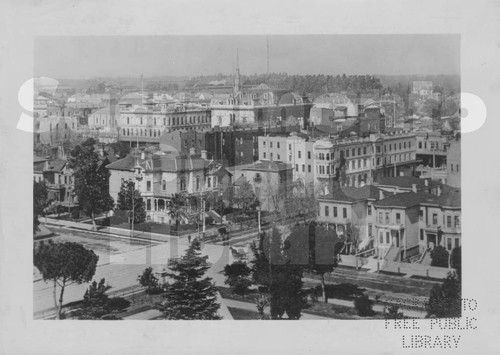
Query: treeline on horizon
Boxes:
[{"xmin": 58, "ymin": 73, "xmax": 460, "ymax": 98}]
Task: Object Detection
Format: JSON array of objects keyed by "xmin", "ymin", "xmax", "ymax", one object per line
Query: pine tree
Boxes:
[
  {"xmin": 159, "ymin": 239, "xmax": 221, "ymax": 320},
  {"xmin": 117, "ymin": 180, "xmax": 146, "ymax": 224},
  {"xmin": 69, "ymin": 138, "xmax": 114, "ymax": 229}
]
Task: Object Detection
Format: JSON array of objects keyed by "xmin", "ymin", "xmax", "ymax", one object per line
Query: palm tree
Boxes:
[{"xmin": 167, "ymin": 193, "xmax": 187, "ymax": 232}]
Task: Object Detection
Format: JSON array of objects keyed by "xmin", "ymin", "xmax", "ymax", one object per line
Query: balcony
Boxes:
[{"xmin": 375, "ymin": 222, "xmax": 405, "ymax": 230}]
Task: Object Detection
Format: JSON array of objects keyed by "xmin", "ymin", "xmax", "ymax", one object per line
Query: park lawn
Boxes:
[{"xmin": 227, "ymin": 307, "xmax": 262, "ymax": 320}]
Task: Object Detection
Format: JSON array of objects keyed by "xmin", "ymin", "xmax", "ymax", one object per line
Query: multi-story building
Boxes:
[
  {"xmin": 418, "ymin": 186, "xmax": 461, "ymax": 254},
  {"xmin": 312, "ymin": 132, "xmax": 418, "ymax": 194},
  {"xmin": 106, "ymin": 150, "xmax": 231, "ymax": 224},
  {"xmin": 257, "ymin": 133, "xmax": 315, "ymax": 188},
  {"xmin": 34, "ymin": 116, "xmax": 79, "ymax": 145},
  {"xmin": 317, "ymin": 185, "xmax": 381, "ymax": 248},
  {"xmin": 237, "ymin": 161, "xmax": 294, "ymax": 213},
  {"xmin": 34, "ymin": 159, "xmax": 75, "ymax": 204},
  {"xmin": 373, "ymin": 190, "xmax": 437, "ymax": 262},
  {"xmin": 446, "ymin": 139, "xmax": 461, "ymax": 188},
  {"xmin": 415, "ymin": 131, "xmax": 449, "ymax": 168},
  {"xmin": 117, "ymin": 105, "xmax": 211, "ymax": 145}
]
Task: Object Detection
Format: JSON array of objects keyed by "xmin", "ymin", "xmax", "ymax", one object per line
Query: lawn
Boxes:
[{"xmin": 227, "ymin": 307, "xmax": 262, "ymax": 320}]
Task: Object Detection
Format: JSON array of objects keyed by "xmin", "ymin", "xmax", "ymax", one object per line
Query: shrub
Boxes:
[
  {"xmin": 353, "ymin": 294, "xmax": 375, "ymax": 317},
  {"xmin": 430, "ymin": 245, "xmax": 449, "ymax": 268},
  {"xmin": 224, "ymin": 262, "xmax": 252, "ymax": 295}
]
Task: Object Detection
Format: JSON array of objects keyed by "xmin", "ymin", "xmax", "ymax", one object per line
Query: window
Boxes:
[
  {"xmin": 270, "ymin": 142, "xmax": 273, "ymax": 148},
  {"xmin": 419, "ymin": 210, "xmax": 423, "ymax": 221},
  {"xmin": 308, "ymin": 151, "xmax": 311, "ymax": 159},
  {"xmin": 263, "ymin": 141, "xmax": 266, "ymax": 146},
  {"xmin": 334, "ymin": 207, "xmax": 338, "ymax": 217},
  {"xmin": 358, "ymin": 148, "xmax": 361, "ymax": 155},
  {"xmin": 147, "ymin": 199, "xmax": 151, "ymax": 211},
  {"xmin": 432, "ymin": 213, "xmax": 438, "ymax": 225},
  {"xmin": 263, "ymin": 152, "xmax": 266, "ymax": 159},
  {"xmin": 346, "ymin": 150, "xmax": 350, "ymax": 157},
  {"xmin": 147, "ymin": 181, "xmax": 151, "ymax": 191},
  {"xmin": 396, "ymin": 213, "xmax": 401, "ymax": 224},
  {"xmin": 368, "ymin": 224, "xmax": 372, "ymax": 237},
  {"xmin": 298, "ymin": 151, "xmax": 302, "ymax": 159},
  {"xmin": 455, "ymin": 238, "xmax": 459, "ymax": 248},
  {"xmin": 399, "ymin": 143, "xmax": 402, "ymax": 150},
  {"xmin": 368, "ymin": 205, "xmax": 372, "ymax": 215},
  {"xmin": 447, "ymin": 238, "xmax": 452, "ymax": 250},
  {"xmin": 379, "ymin": 212, "xmax": 383, "ymax": 224},
  {"xmin": 277, "ymin": 142, "xmax": 280, "ymax": 148},
  {"xmin": 207, "ymin": 177, "xmax": 211, "ymax": 188},
  {"xmin": 289, "ymin": 154, "xmax": 292, "ymax": 161},
  {"xmin": 196, "ymin": 177, "xmax": 200, "ymax": 191},
  {"xmin": 277, "ymin": 154, "xmax": 280, "ymax": 160},
  {"xmin": 296, "ymin": 164, "xmax": 299, "ymax": 171},
  {"xmin": 420, "ymin": 229, "xmax": 424, "ymax": 241},
  {"xmin": 302, "ymin": 164, "xmax": 305, "ymax": 172},
  {"xmin": 379, "ymin": 233, "xmax": 384, "ymax": 244},
  {"xmin": 386, "ymin": 232, "xmax": 390, "ymax": 244},
  {"xmin": 180, "ymin": 179, "xmax": 186, "ymax": 191},
  {"xmin": 289, "ymin": 144, "xmax": 292, "ymax": 150},
  {"xmin": 343, "ymin": 208, "xmax": 347, "ymax": 218},
  {"xmin": 325, "ymin": 206, "xmax": 329, "ymax": 217},
  {"xmin": 454, "ymin": 216, "xmax": 460, "ymax": 227},
  {"xmin": 447, "ymin": 215, "xmax": 451, "ymax": 228},
  {"xmin": 363, "ymin": 147, "xmax": 367, "ymax": 155},
  {"xmin": 456, "ymin": 164, "xmax": 459, "ymax": 173},
  {"xmin": 308, "ymin": 165, "xmax": 311, "ymax": 172},
  {"xmin": 162, "ymin": 180, "xmax": 166, "ymax": 190},
  {"xmin": 385, "ymin": 212, "xmax": 390, "ymax": 224},
  {"xmin": 352, "ymin": 149, "xmax": 355, "ymax": 156},
  {"xmin": 270, "ymin": 153, "xmax": 273, "ymax": 160}
]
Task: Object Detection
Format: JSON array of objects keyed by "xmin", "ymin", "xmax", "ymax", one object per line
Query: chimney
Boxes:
[
  {"xmin": 201, "ymin": 150, "xmax": 207, "ymax": 160},
  {"xmin": 424, "ymin": 179, "xmax": 429, "ymax": 186},
  {"xmin": 411, "ymin": 184, "xmax": 417, "ymax": 193},
  {"xmin": 379, "ymin": 190, "xmax": 384, "ymax": 200}
]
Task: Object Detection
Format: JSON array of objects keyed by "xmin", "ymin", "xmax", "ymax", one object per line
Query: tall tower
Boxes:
[{"xmin": 234, "ymin": 48, "xmax": 241, "ymax": 95}]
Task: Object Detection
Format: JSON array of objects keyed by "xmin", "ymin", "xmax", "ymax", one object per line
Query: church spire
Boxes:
[{"xmin": 234, "ymin": 48, "xmax": 241, "ymax": 95}]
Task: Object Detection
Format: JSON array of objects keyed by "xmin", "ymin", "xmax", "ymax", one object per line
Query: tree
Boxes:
[
  {"xmin": 425, "ymin": 271, "xmax": 461, "ymax": 318},
  {"xmin": 283, "ymin": 222, "xmax": 341, "ymax": 303},
  {"xmin": 257, "ymin": 227, "xmax": 306, "ymax": 319},
  {"xmin": 117, "ymin": 180, "xmax": 146, "ymax": 224},
  {"xmin": 77, "ymin": 278, "xmax": 130, "ymax": 319},
  {"xmin": 33, "ymin": 241, "xmax": 99, "ymax": 319},
  {"xmin": 138, "ymin": 267, "xmax": 161, "ymax": 294},
  {"xmin": 223, "ymin": 262, "xmax": 252, "ymax": 295},
  {"xmin": 234, "ymin": 180, "xmax": 257, "ymax": 216},
  {"xmin": 158, "ymin": 239, "xmax": 221, "ymax": 319},
  {"xmin": 354, "ymin": 294, "xmax": 375, "ymax": 317},
  {"xmin": 255, "ymin": 294, "xmax": 270, "ymax": 320},
  {"xmin": 430, "ymin": 245, "xmax": 449, "ymax": 268},
  {"xmin": 385, "ymin": 304, "xmax": 405, "ymax": 320},
  {"xmin": 109, "ymin": 141, "xmax": 131, "ymax": 159},
  {"xmin": 69, "ymin": 138, "xmax": 115, "ymax": 229},
  {"xmin": 167, "ymin": 193, "xmax": 187, "ymax": 231},
  {"xmin": 450, "ymin": 246, "xmax": 461, "ymax": 279},
  {"xmin": 33, "ymin": 180, "xmax": 48, "ymax": 235}
]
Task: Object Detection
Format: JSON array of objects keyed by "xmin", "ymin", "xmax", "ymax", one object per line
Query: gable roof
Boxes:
[
  {"xmin": 319, "ymin": 185, "xmax": 381, "ymax": 203},
  {"xmin": 374, "ymin": 191, "xmax": 438, "ymax": 209},
  {"xmin": 43, "ymin": 159, "xmax": 67, "ymax": 172},
  {"xmin": 242, "ymin": 161, "xmax": 292, "ymax": 172},
  {"xmin": 374, "ymin": 176, "xmax": 440, "ymax": 190}
]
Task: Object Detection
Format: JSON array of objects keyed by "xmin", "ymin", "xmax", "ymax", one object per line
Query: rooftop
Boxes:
[
  {"xmin": 242, "ymin": 161, "xmax": 293, "ymax": 172},
  {"xmin": 318, "ymin": 185, "xmax": 381, "ymax": 203},
  {"xmin": 374, "ymin": 191, "xmax": 438, "ymax": 209}
]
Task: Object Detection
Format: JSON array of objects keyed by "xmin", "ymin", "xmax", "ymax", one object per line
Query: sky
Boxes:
[{"xmin": 34, "ymin": 35, "xmax": 460, "ymax": 79}]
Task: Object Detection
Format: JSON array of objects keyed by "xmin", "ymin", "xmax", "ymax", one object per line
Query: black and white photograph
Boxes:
[
  {"xmin": 31, "ymin": 34, "xmax": 462, "ymax": 322},
  {"xmin": 1, "ymin": 1, "xmax": 500, "ymax": 354}
]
